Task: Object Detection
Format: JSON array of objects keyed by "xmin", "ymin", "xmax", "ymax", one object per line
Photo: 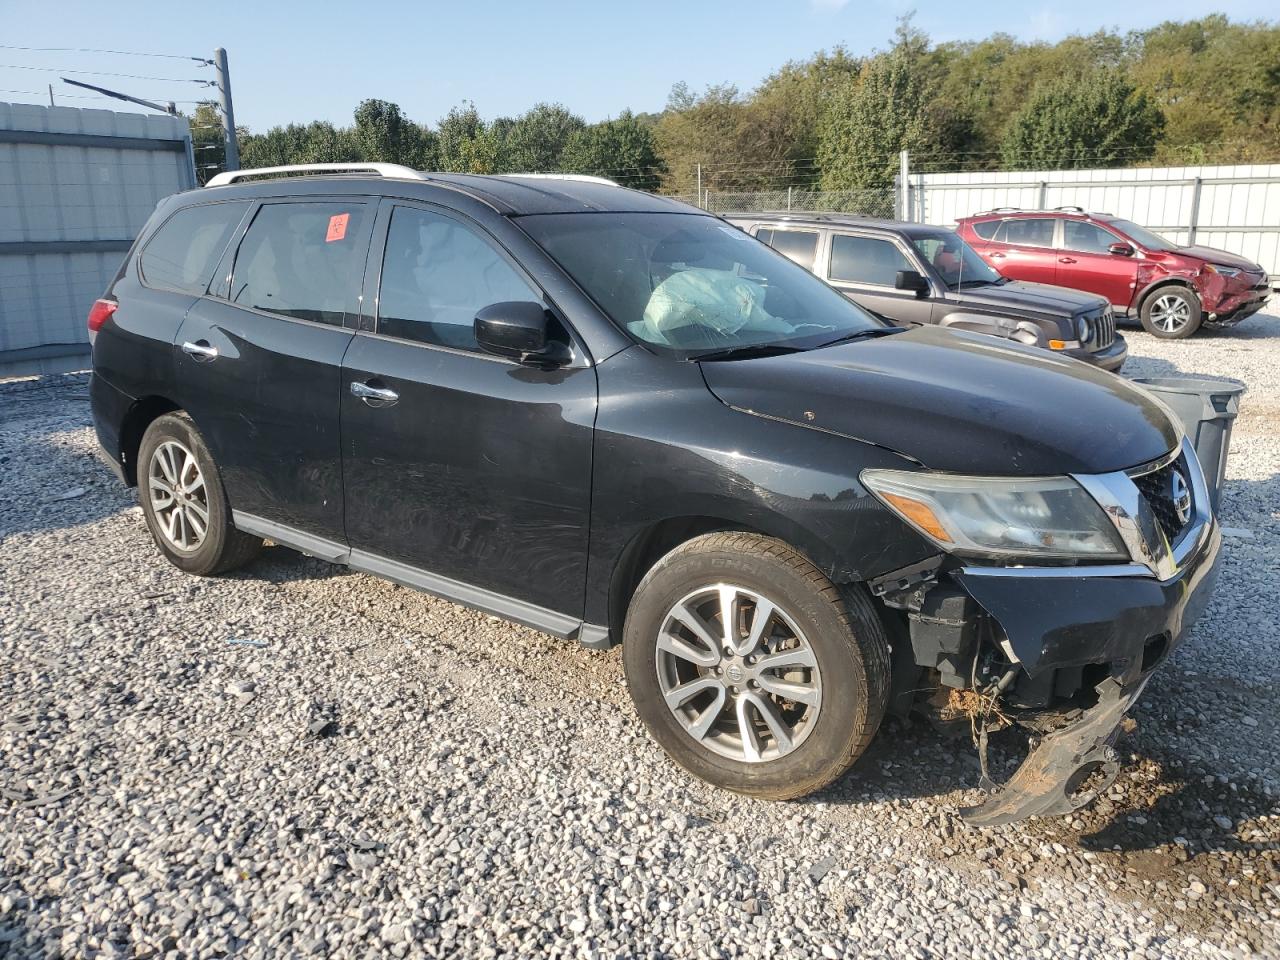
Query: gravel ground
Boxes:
[{"xmin": 2, "ymin": 314, "xmax": 1278, "ymax": 959}]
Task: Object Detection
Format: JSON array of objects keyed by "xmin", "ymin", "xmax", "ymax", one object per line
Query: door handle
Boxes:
[
  {"xmin": 1058, "ymin": 257, "xmax": 1077, "ymax": 264},
  {"xmin": 350, "ymin": 380, "xmax": 399, "ymax": 406},
  {"xmin": 181, "ymin": 340, "xmax": 218, "ymax": 361}
]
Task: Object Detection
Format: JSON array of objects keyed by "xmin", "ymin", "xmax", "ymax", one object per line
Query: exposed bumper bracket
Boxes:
[{"xmin": 961, "ymin": 676, "xmax": 1142, "ymax": 827}]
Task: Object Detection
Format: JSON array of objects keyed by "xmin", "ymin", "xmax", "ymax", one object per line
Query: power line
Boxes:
[
  {"xmin": 0, "ymin": 44, "xmax": 211, "ymax": 63},
  {"xmin": 0, "ymin": 63, "xmax": 215, "ymax": 84}
]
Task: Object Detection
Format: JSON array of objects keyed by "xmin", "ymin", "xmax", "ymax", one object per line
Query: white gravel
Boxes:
[{"xmin": 2, "ymin": 313, "xmax": 1278, "ymax": 959}]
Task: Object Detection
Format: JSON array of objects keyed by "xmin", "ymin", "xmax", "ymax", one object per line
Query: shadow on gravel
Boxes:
[
  {"xmin": 237, "ymin": 543, "xmax": 355, "ymax": 586},
  {"xmin": 0, "ymin": 434, "xmax": 135, "ymax": 543}
]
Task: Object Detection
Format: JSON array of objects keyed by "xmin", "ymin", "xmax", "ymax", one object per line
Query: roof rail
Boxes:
[
  {"xmin": 206, "ymin": 163, "xmax": 429, "ymax": 187},
  {"xmin": 1054, "ymin": 205, "xmax": 1085, "ymax": 213},
  {"xmin": 499, "ymin": 173, "xmax": 619, "ymax": 186}
]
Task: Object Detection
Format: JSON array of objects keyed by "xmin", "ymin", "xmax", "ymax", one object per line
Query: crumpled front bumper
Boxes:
[{"xmin": 953, "ymin": 519, "xmax": 1222, "ymax": 826}]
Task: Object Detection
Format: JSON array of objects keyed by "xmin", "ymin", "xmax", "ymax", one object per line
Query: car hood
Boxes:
[
  {"xmin": 1159, "ymin": 245, "xmax": 1262, "ymax": 272},
  {"xmin": 947, "ymin": 280, "xmax": 1107, "ymax": 317},
  {"xmin": 700, "ymin": 325, "xmax": 1178, "ymax": 476}
]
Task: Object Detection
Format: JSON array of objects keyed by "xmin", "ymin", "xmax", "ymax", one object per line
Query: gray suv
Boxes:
[{"xmin": 727, "ymin": 213, "xmax": 1127, "ymax": 372}]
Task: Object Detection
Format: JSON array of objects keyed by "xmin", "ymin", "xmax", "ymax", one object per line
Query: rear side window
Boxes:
[
  {"xmin": 757, "ymin": 228, "xmax": 819, "ymax": 271},
  {"xmin": 138, "ymin": 201, "xmax": 247, "ymax": 296},
  {"xmin": 230, "ymin": 202, "xmax": 368, "ymax": 326},
  {"xmin": 829, "ymin": 234, "xmax": 914, "ymax": 286},
  {"xmin": 377, "ymin": 206, "xmax": 540, "ymax": 351},
  {"xmin": 970, "ymin": 220, "xmax": 1000, "ymax": 240},
  {"xmin": 1062, "ymin": 220, "xmax": 1119, "ymax": 254},
  {"xmin": 1000, "ymin": 218, "xmax": 1055, "ymax": 247}
]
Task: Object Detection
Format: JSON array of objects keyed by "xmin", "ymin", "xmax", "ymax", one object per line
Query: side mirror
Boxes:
[
  {"xmin": 894, "ymin": 269, "xmax": 930, "ymax": 297},
  {"xmin": 1108, "ymin": 242, "xmax": 1135, "ymax": 257},
  {"xmin": 474, "ymin": 301, "xmax": 570, "ymax": 366}
]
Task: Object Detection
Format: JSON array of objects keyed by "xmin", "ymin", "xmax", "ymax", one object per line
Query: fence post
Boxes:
[
  {"xmin": 899, "ymin": 150, "xmax": 911, "ymax": 221},
  {"xmin": 1037, "ymin": 181, "xmax": 1048, "ymax": 210},
  {"xmin": 787, "ymin": 186, "xmax": 793, "ymax": 211},
  {"xmin": 1188, "ymin": 176, "xmax": 1203, "ymax": 245},
  {"xmin": 696, "ymin": 164, "xmax": 702, "ymax": 210}
]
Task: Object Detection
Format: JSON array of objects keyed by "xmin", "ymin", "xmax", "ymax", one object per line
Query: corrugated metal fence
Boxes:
[
  {"xmin": 909, "ymin": 164, "xmax": 1280, "ymax": 283},
  {"xmin": 0, "ymin": 102, "xmax": 195, "ymax": 377}
]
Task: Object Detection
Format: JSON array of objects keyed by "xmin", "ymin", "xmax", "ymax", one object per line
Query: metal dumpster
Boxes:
[{"xmin": 1129, "ymin": 376, "xmax": 1245, "ymax": 512}]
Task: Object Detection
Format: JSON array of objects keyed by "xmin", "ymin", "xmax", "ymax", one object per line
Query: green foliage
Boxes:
[
  {"xmin": 353, "ymin": 98, "xmax": 436, "ymax": 168},
  {"xmin": 817, "ymin": 43, "xmax": 931, "ymax": 189},
  {"xmin": 499, "ymin": 103, "xmax": 585, "ymax": 171},
  {"xmin": 1000, "ymin": 71, "xmax": 1164, "ymax": 169},
  {"xmin": 560, "ymin": 111, "xmax": 665, "ymax": 190}
]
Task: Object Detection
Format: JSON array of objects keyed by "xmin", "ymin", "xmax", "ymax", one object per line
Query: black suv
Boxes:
[
  {"xmin": 727, "ymin": 213, "xmax": 1127, "ymax": 372},
  {"xmin": 90, "ymin": 165, "xmax": 1219, "ymax": 825}
]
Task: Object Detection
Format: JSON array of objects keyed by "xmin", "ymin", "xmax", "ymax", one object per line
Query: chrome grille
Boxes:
[
  {"xmin": 1090, "ymin": 308, "xmax": 1116, "ymax": 350},
  {"xmin": 1132, "ymin": 452, "xmax": 1193, "ymax": 543}
]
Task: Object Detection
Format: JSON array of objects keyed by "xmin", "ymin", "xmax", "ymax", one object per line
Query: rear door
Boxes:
[
  {"xmin": 754, "ymin": 227, "xmax": 820, "ymax": 273},
  {"xmin": 977, "ymin": 217, "xmax": 1059, "ymax": 285},
  {"xmin": 1056, "ymin": 219, "xmax": 1139, "ymax": 309},
  {"xmin": 339, "ymin": 200, "xmax": 596, "ymax": 619},
  {"xmin": 173, "ymin": 197, "xmax": 374, "ymax": 545},
  {"xmin": 824, "ymin": 231, "xmax": 935, "ymax": 326}
]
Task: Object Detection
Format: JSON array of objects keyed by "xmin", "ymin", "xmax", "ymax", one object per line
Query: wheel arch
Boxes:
[
  {"xmin": 604, "ymin": 513, "xmax": 851, "ymax": 648},
  {"xmin": 118, "ymin": 395, "xmax": 182, "ymax": 486}
]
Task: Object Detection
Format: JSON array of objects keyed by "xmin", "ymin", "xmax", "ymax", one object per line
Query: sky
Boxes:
[{"xmin": 1, "ymin": 0, "xmax": 1274, "ymax": 133}]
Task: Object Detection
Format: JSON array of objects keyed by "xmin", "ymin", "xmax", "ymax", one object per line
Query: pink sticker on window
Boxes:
[{"xmin": 326, "ymin": 213, "xmax": 350, "ymax": 242}]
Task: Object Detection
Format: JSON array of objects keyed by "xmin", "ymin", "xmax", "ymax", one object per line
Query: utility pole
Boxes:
[
  {"xmin": 899, "ymin": 150, "xmax": 911, "ymax": 221},
  {"xmin": 213, "ymin": 47, "xmax": 240, "ymax": 171}
]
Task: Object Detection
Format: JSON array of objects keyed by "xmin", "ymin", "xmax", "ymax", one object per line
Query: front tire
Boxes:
[
  {"xmin": 137, "ymin": 412, "xmax": 262, "ymax": 576},
  {"xmin": 622, "ymin": 533, "xmax": 891, "ymax": 799},
  {"xmin": 1141, "ymin": 287, "xmax": 1202, "ymax": 339}
]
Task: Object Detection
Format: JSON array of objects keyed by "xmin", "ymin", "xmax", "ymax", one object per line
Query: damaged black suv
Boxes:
[{"xmin": 89, "ymin": 166, "xmax": 1221, "ymax": 825}]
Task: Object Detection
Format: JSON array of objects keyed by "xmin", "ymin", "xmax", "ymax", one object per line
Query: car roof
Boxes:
[
  {"xmin": 723, "ymin": 212, "xmax": 953, "ymax": 237},
  {"xmin": 197, "ymin": 170, "xmax": 700, "ymax": 217},
  {"xmin": 962, "ymin": 208, "xmax": 1117, "ymax": 222}
]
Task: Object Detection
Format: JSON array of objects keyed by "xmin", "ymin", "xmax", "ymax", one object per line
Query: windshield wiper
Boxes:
[
  {"xmin": 816, "ymin": 327, "xmax": 902, "ymax": 348},
  {"xmin": 692, "ymin": 343, "xmax": 808, "ymax": 362}
]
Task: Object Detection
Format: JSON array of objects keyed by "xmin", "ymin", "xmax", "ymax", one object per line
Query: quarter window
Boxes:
[
  {"xmin": 828, "ymin": 234, "xmax": 914, "ymax": 286},
  {"xmin": 970, "ymin": 220, "xmax": 1000, "ymax": 240},
  {"xmin": 230, "ymin": 202, "xmax": 368, "ymax": 326},
  {"xmin": 377, "ymin": 206, "xmax": 540, "ymax": 350},
  {"xmin": 756, "ymin": 228, "xmax": 819, "ymax": 271},
  {"xmin": 1062, "ymin": 220, "xmax": 1120, "ymax": 254},
  {"xmin": 998, "ymin": 218, "xmax": 1055, "ymax": 247},
  {"xmin": 139, "ymin": 201, "xmax": 247, "ymax": 296}
]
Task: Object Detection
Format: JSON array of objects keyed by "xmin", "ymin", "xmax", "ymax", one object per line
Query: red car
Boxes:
[{"xmin": 957, "ymin": 208, "xmax": 1271, "ymax": 339}]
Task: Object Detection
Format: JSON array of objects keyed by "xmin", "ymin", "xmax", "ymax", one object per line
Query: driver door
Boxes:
[
  {"xmin": 824, "ymin": 232, "xmax": 935, "ymax": 326},
  {"xmin": 340, "ymin": 201, "xmax": 597, "ymax": 620}
]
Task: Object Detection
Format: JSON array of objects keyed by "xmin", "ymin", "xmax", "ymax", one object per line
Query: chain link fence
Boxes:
[{"xmin": 664, "ymin": 188, "xmax": 898, "ymax": 219}]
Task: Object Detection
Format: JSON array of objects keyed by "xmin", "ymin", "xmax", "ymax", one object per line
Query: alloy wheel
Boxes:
[
  {"xmin": 655, "ymin": 584, "xmax": 822, "ymax": 762},
  {"xmin": 147, "ymin": 439, "xmax": 210, "ymax": 552},
  {"xmin": 1150, "ymin": 294, "xmax": 1193, "ymax": 334}
]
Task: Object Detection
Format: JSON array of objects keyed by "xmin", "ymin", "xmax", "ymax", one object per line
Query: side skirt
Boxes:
[{"xmin": 232, "ymin": 511, "xmax": 612, "ymax": 647}]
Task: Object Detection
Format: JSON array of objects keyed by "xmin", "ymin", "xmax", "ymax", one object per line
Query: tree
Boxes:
[
  {"xmin": 1000, "ymin": 71, "xmax": 1164, "ymax": 169},
  {"xmin": 817, "ymin": 46, "xmax": 931, "ymax": 189},
  {"xmin": 560, "ymin": 111, "xmax": 665, "ymax": 190},
  {"xmin": 353, "ymin": 98, "xmax": 436, "ymax": 168},
  {"xmin": 436, "ymin": 102, "xmax": 502, "ymax": 173},
  {"xmin": 502, "ymin": 102, "xmax": 585, "ymax": 172}
]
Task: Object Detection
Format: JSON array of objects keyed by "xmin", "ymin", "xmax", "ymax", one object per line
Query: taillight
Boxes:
[{"xmin": 87, "ymin": 298, "xmax": 118, "ymax": 342}]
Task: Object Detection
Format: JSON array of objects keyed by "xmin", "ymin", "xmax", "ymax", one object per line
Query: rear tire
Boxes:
[
  {"xmin": 137, "ymin": 412, "xmax": 262, "ymax": 576},
  {"xmin": 1140, "ymin": 287, "xmax": 1202, "ymax": 339},
  {"xmin": 622, "ymin": 532, "xmax": 890, "ymax": 800}
]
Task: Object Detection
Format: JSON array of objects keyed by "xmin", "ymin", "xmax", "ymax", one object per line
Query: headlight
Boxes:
[
  {"xmin": 1204, "ymin": 264, "xmax": 1242, "ymax": 278},
  {"xmin": 861, "ymin": 469, "xmax": 1129, "ymax": 560},
  {"xmin": 1075, "ymin": 314, "xmax": 1091, "ymax": 340}
]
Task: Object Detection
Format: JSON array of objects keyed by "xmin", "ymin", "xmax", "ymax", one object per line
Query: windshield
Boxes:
[
  {"xmin": 518, "ymin": 212, "xmax": 882, "ymax": 357},
  {"xmin": 1106, "ymin": 219, "xmax": 1178, "ymax": 252},
  {"xmin": 910, "ymin": 231, "xmax": 1001, "ymax": 288}
]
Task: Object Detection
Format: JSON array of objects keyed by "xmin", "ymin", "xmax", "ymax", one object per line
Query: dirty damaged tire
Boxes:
[
  {"xmin": 136, "ymin": 412, "xmax": 262, "ymax": 576},
  {"xmin": 622, "ymin": 532, "xmax": 891, "ymax": 799},
  {"xmin": 1140, "ymin": 287, "xmax": 1202, "ymax": 339}
]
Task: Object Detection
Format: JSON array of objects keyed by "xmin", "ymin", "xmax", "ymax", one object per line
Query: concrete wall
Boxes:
[
  {"xmin": 0, "ymin": 102, "xmax": 195, "ymax": 377},
  {"xmin": 910, "ymin": 164, "xmax": 1280, "ymax": 283}
]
